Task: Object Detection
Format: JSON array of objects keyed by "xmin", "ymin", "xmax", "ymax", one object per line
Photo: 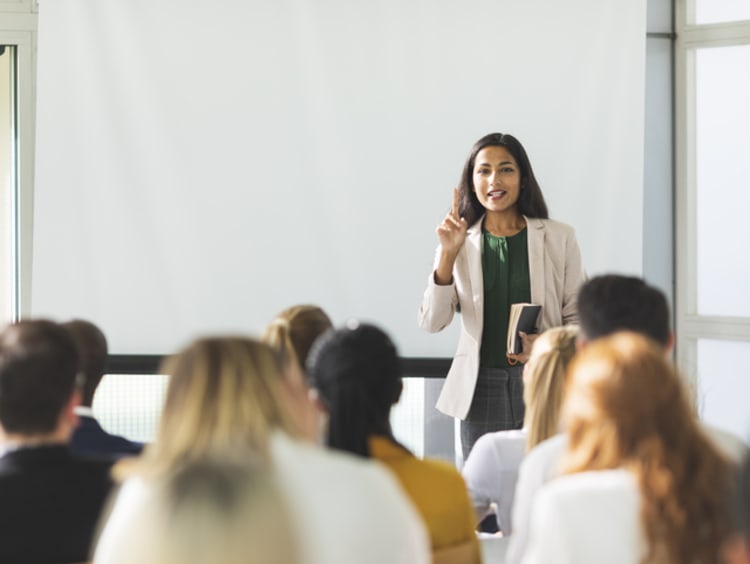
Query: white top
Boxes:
[
  {"xmin": 507, "ymin": 424, "xmax": 747, "ymax": 564},
  {"xmin": 461, "ymin": 428, "xmax": 527, "ymax": 535},
  {"xmin": 94, "ymin": 432, "xmax": 431, "ymax": 564},
  {"xmin": 506, "ymin": 434, "xmax": 566, "ymax": 564},
  {"xmin": 521, "ymin": 469, "xmax": 644, "ymax": 564}
]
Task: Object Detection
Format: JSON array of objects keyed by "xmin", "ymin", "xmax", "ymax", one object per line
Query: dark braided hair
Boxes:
[{"xmin": 306, "ymin": 323, "xmax": 402, "ymax": 457}]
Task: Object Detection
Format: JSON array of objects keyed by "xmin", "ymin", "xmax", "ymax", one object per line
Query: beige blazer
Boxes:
[{"xmin": 418, "ymin": 216, "xmax": 585, "ymax": 419}]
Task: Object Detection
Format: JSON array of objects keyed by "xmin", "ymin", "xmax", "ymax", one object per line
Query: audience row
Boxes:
[{"xmin": 0, "ymin": 274, "xmax": 748, "ymax": 563}]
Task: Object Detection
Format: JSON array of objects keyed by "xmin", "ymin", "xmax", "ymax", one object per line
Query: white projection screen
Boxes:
[{"xmin": 33, "ymin": 0, "xmax": 646, "ymax": 356}]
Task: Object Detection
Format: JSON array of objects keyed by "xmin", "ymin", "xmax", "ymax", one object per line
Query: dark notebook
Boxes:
[{"xmin": 506, "ymin": 303, "xmax": 542, "ymax": 355}]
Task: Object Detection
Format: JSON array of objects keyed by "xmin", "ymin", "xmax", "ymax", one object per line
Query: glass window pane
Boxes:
[
  {"xmin": 0, "ymin": 47, "xmax": 14, "ymax": 324},
  {"xmin": 695, "ymin": 0, "xmax": 750, "ymax": 24},
  {"xmin": 391, "ymin": 378, "xmax": 425, "ymax": 458},
  {"xmin": 92, "ymin": 374, "xmax": 169, "ymax": 443},
  {"xmin": 92, "ymin": 373, "xmax": 452, "ymax": 463},
  {"xmin": 695, "ymin": 45, "xmax": 750, "ymax": 317},
  {"xmin": 696, "ymin": 339, "xmax": 750, "ymax": 444}
]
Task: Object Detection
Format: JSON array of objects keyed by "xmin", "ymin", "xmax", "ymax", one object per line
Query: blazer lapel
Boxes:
[{"xmin": 526, "ymin": 216, "xmax": 546, "ymax": 306}]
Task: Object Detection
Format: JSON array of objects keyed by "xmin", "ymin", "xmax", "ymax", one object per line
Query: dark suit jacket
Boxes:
[
  {"xmin": 0, "ymin": 444, "xmax": 114, "ymax": 563},
  {"xmin": 70, "ymin": 415, "xmax": 144, "ymax": 459}
]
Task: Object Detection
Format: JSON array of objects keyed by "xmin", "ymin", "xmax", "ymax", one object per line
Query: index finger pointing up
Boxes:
[{"xmin": 452, "ymin": 187, "xmax": 460, "ymax": 219}]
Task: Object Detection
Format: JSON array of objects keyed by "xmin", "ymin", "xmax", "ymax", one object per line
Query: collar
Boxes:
[
  {"xmin": 0, "ymin": 442, "xmax": 70, "ymax": 459},
  {"xmin": 74, "ymin": 406, "xmax": 95, "ymax": 417}
]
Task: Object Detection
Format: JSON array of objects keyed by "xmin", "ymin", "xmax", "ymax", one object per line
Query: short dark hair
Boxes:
[
  {"xmin": 0, "ymin": 320, "xmax": 80, "ymax": 434},
  {"xmin": 62, "ymin": 319, "xmax": 108, "ymax": 407},
  {"xmin": 306, "ymin": 323, "xmax": 402, "ymax": 457},
  {"xmin": 457, "ymin": 132, "xmax": 549, "ymax": 226},
  {"xmin": 577, "ymin": 275, "xmax": 671, "ymax": 347}
]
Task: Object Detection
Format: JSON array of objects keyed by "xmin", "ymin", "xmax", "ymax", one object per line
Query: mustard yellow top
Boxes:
[{"xmin": 369, "ymin": 436, "xmax": 482, "ymax": 561}]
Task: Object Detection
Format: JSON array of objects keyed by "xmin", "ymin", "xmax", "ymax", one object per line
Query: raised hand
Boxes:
[
  {"xmin": 437, "ymin": 188, "xmax": 468, "ymax": 254},
  {"xmin": 434, "ymin": 188, "xmax": 468, "ymax": 285}
]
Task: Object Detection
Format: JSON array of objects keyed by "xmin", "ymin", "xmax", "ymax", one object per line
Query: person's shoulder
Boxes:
[
  {"xmin": 546, "ymin": 468, "xmax": 635, "ymax": 495},
  {"xmin": 535, "ymin": 469, "xmax": 639, "ymax": 528},
  {"xmin": 479, "ymin": 428, "xmax": 527, "ymax": 448},
  {"xmin": 72, "ymin": 417, "xmax": 144, "ymax": 458},
  {"xmin": 64, "ymin": 453, "xmax": 116, "ymax": 497},
  {"xmin": 0, "ymin": 449, "xmax": 20, "ymax": 474},
  {"xmin": 520, "ymin": 434, "xmax": 567, "ymax": 481},
  {"xmin": 106, "ymin": 475, "xmax": 151, "ymax": 511},
  {"xmin": 535, "ymin": 470, "xmax": 640, "ymax": 529},
  {"xmin": 76, "ymin": 458, "xmax": 116, "ymax": 479},
  {"xmin": 533, "ymin": 470, "xmax": 640, "ymax": 541},
  {"xmin": 271, "ymin": 431, "xmax": 400, "ymax": 488},
  {"xmin": 468, "ymin": 429, "xmax": 526, "ymax": 462},
  {"xmin": 415, "ymin": 455, "xmax": 465, "ymax": 484},
  {"xmin": 70, "ymin": 449, "xmax": 117, "ymax": 472},
  {"xmin": 527, "ymin": 217, "xmax": 576, "ymax": 236},
  {"xmin": 93, "ymin": 475, "xmax": 155, "ymax": 564},
  {"xmin": 269, "ymin": 433, "xmax": 430, "ymax": 553},
  {"xmin": 525, "ymin": 434, "xmax": 567, "ymax": 462}
]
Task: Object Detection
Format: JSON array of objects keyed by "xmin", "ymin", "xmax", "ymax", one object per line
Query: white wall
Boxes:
[{"xmin": 31, "ymin": 0, "xmax": 647, "ymax": 356}]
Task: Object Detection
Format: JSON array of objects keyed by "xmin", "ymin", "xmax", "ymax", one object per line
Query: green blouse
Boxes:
[{"xmin": 479, "ymin": 227, "xmax": 531, "ymax": 368}]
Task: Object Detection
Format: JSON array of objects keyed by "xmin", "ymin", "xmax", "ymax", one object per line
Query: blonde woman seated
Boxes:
[
  {"xmin": 522, "ymin": 333, "xmax": 732, "ymax": 564},
  {"xmin": 307, "ymin": 323, "xmax": 482, "ymax": 564},
  {"xmin": 94, "ymin": 337, "xmax": 430, "ymax": 564},
  {"xmin": 461, "ymin": 325, "xmax": 577, "ymax": 535},
  {"xmin": 95, "ymin": 457, "xmax": 297, "ymax": 564},
  {"xmin": 262, "ymin": 305, "xmax": 333, "ymax": 442}
]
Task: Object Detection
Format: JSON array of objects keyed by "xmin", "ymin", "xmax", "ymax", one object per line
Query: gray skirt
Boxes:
[{"xmin": 460, "ymin": 365, "xmax": 525, "ymax": 461}]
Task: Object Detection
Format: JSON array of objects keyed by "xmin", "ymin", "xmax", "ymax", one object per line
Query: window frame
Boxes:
[
  {"xmin": 674, "ymin": 1, "xmax": 750, "ymax": 392},
  {"xmin": 0, "ymin": 18, "xmax": 36, "ymax": 323}
]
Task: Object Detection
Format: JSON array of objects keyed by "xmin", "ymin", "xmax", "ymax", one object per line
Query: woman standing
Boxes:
[{"xmin": 418, "ymin": 132, "xmax": 585, "ymax": 460}]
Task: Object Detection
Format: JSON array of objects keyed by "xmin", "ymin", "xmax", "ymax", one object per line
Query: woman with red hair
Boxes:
[{"xmin": 523, "ymin": 332, "xmax": 733, "ymax": 564}]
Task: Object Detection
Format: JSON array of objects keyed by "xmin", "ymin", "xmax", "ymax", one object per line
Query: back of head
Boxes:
[
  {"xmin": 145, "ymin": 337, "xmax": 297, "ymax": 476},
  {"xmin": 62, "ymin": 319, "xmax": 108, "ymax": 407},
  {"xmin": 562, "ymin": 332, "xmax": 731, "ymax": 563},
  {"xmin": 261, "ymin": 305, "xmax": 333, "ymax": 374},
  {"xmin": 0, "ymin": 319, "xmax": 79, "ymax": 435},
  {"xmin": 563, "ymin": 332, "xmax": 694, "ymax": 465},
  {"xmin": 104, "ymin": 457, "xmax": 298, "ymax": 564},
  {"xmin": 577, "ymin": 275, "xmax": 671, "ymax": 347},
  {"xmin": 307, "ymin": 322, "xmax": 402, "ymax": 457},
  {"xmin": 522, "ymin": 325, "xmax": 578, "ymax": 450}
]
